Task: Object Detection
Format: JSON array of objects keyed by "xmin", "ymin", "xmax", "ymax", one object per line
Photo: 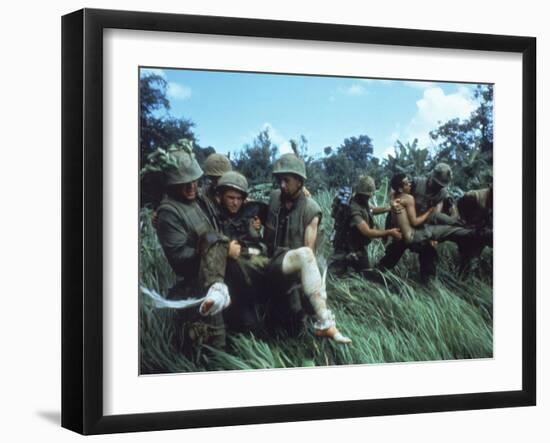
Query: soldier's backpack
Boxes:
[{"xmin": 330, "ymin": 186, "xmax": 353, "ymax": 250}]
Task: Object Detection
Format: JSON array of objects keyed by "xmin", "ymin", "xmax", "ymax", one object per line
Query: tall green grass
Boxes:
[{"xmin": 139, "ymin": 188, "xmax": 493, "ymax": 374}]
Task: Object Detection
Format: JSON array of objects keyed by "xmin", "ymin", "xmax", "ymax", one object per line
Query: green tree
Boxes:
[
  {"xmin": 382, "ymin": 139, "xmax": 432, "ymax": 179},
  {"xmin": 429, "ymin": 84, "xmax": 493, "ymax": 190},
  {"xmin": 322, "ymin": 134, "xmax": 375, "ymax": 189},
  {"xmin": 233, "ymin": 128, "xmax": 278, "ymax": 186}
]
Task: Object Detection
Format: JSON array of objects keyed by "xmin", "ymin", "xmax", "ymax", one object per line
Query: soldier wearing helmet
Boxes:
[
  {"xmin": 330, "ymin": 175, "xmax": 401, "ymax": 276},
  {"xmin": 201, "ymin": 152, "xmax": 233, "ymax": 222},
  {"xmin": 214, "ymin": 171, "xmax": 270, "ymax": 332},
  {"xmin": 155, "ymin": 143, "xmax": 240, "ymax": 353},
  {"xmin": 203, "ymin": 153, "xmax": 232, "ymax": 194},
  {"xmin": 263, "ymin": 153, "xmax": 351, "ymax": 344}
]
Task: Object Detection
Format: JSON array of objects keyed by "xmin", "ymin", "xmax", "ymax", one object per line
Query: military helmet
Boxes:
[
  {"xmin": 272, "ymin": 153, "xmax": 307, "ymax": 180},
  {"xmin": 431, "ymin": 162, "xmax": 452, "ymax": 187},
  {"xmin": 216, "ymin": 171, "xmax": 249, "ymax": 197},
  {"xmin": 354, "ymin": 175, "xmax": 376, "ymax": 197},
  {"xmin": 203, "ymin": 153, "xmax": 232, "ymax": 177},
  {"xmin": 164, "ymin": 147, "xmax": 203, "ymax": 186}
]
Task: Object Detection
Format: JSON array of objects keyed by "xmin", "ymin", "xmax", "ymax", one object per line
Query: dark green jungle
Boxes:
[{"xmin": 139, "ymin": 73, "xmax": 493, "ymax": 374}]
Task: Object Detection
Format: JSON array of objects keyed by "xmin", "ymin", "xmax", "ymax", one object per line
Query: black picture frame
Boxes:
[{"xmin": 61, "ymin": 8, "xmax": 536, "ymax": 435}]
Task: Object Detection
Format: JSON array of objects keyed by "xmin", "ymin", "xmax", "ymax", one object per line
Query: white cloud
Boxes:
[
  {"xmin": 140, "ymin": 68, "xmax": 167, "ymax": 79},
  {"xmin": 167, "ymin": 82, "xmax": 192, "ymax": 100},
  {"xmin": 262, "ymin": 123, "xmax": 293, "ymax": 154},
  {"xmin": 343, "ymin": 84, "xmax": 367, "ymax": 96},
  {"xmin": 403, "ymin": 86, "xmax": 477, "ymax": 148}
]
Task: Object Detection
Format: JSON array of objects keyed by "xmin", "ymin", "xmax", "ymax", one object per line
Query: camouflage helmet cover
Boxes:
[
  {"xmin": 272, "ymin": 153, "xmax": 307, "ymax": 180},
  {"xmin": 164, "ymin": 141, "xmax": 203, "ymax": 186},
  {"xmin": 354, "ymin": 175, "xmax": 376, "ymax": 197},
  {"xmin": 216, "ymin": 171, "xmax": 249, "ymax": 197},
  {"xmin": 431, "ymin": 162, "xmax": 452, "ymax": 187},
  {"xmin": 203, "ymin": 153, "xmax": 232, "ymax": 177}
]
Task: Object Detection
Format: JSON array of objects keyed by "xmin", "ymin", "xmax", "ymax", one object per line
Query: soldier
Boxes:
[
  {"xmin": 201, "ymin": 152, "xmax": 233, "ymax": 222},
  {"xmin": 155, "ymin": 147, "xmax": 240, "ymax": 353},
  {"xmin": 215, "ymin": 171, "xmax": 270, "ymax": 332},
  {"xmin": 389, "ymin": 173, "xmax": 478, "ymax": 247},
  {"xmin": 263, "ymin": 153, "xmax": 351, "ymax": 344},
  {"xmin": 377, "ymin": 163, "xmax": 456, "ymax": 282},
  {"xmin": 330, "ymin": 175, "xmax": 401, "ymax": 275},
  {"xmin": 455, "ymin": 185, "xmax": 493, "ymax": 273}
]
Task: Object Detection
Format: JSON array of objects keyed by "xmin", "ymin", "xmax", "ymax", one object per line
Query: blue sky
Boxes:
[{"xmin": 141, "ymin": 67, "xmax": 484, "ymax": 159}]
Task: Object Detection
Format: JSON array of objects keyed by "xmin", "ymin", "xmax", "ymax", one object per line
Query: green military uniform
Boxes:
[
  {"xmin": 200, "ymin": 185, "xmax": 221, "ymax": 230},
  {"xmin": 456, "ymin": 187, "xmax": 493, "ymax": 274},
  {"xmin": 218, "ymin": 201, "xmax": 270, "ymax": 331},
  {"xmin": 264, "ymin": 189, "xmax": 322, "ymax": 256},
  {"xmin": 155, "ymin": 135, "xmax": 235, "ymax": 352},
  {"xmin": 263, "ymin": 189, "xmax": 322, "ymax": 331},
  {"xmin": 331, "ymin": 195, "xmax": 375, "ymax": 274},
  {"xmin": 156, "ymin": 193, "xmax": 230, "ymax": 351}
]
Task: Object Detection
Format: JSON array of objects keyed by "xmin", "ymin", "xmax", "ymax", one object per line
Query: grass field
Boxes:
[{"xmin": 139, "ymin": 188, "xmax": 493, "ymax": 374}]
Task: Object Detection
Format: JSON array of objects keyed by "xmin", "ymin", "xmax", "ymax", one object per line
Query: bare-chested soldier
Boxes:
[
  {"xmin": 389, "ymin": 172, "xmax": 479, "ymax": 249},
  {"xmin": 390, "ymin": 173, "xmax": 435, "ymax": 244}
]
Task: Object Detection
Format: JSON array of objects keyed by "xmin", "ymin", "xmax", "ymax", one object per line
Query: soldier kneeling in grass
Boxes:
[{"xmin": 330, "ymin": 175, "xmax": 401, "ymax": 277}]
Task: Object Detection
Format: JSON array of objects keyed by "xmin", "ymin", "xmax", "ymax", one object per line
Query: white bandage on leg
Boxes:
[
  {"xmin": 282, "ymin": 247, "xmax": 324, "ymax": 296},
  {"xmin": 282, "ymin": 247, "xmax": 330, "ymax": 322},
  {"xmin": 282, "ymin": 248, "xmax": 351, "ymax": 344},
  {"xmin": 199, "ymin": 282, "xmax": 231, "ymax": 316},
  {"xmin": 313, "ymin": 309, "xmax": 335, "ymax": 331}
]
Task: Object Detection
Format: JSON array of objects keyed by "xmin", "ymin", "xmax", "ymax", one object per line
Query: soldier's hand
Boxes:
[
  {"xmin": 303, "ymin": 186, "xmax": 311, "ymax": 198},
  {"xmin": 389, "ymin": 228, "xmax": 402, "ymax": 240},
  {"xmin": 228, "ymin": 240, "xmax": 241, "ymax": 259}
]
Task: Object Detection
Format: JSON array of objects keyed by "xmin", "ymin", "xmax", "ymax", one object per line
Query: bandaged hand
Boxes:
[{"xmin": 199, "ymin": 282, "xmax": 231, "ymax": 316}]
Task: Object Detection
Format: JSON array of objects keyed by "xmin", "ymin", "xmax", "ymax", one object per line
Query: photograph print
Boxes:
[{"xmin": 138, "ymin": 67, "xmax": 493, "ymax": 375}]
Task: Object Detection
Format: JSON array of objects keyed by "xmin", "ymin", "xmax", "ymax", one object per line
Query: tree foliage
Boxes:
[
  {"xmin": 233, "ymin": 128, "xmax": 278, "ymax": 186},
  {"xmin": 429, "ymin": 84, "xmax": 494, "ymax": 190},
  {"xmin": 140, "ymin": 74, "xmax": 493, "ymax": 206},
  {"xmin": 140, "ymin": 73, "xmax": 215, "ymax": 207}
]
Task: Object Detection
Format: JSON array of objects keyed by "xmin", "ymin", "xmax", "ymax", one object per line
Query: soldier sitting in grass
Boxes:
[
  {"xmin": 214, "ymin": 171, "xmax": 270, "ymax": 332},
  {"xmin": 154, "ymin": 144, "xmax": 240, "ymax": 354},
  {"xmin": 263, "ymin": 153, "xmax": 351, "ymax": 344}
]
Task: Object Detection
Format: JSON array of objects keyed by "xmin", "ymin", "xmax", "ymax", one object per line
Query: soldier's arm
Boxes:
[
  {"xmin": 156, "ymin": 210, "xmax": 199, "ymax": 274},
  {"xmin": 372, "ymin": 206, "xmax": 391, "ymax": 215},
  {"xmin": 355, "ymin": 219, "xmax": 401, "ymax": 240},
  {"xmin": 402, "ymin": 195, "xmax": 433, "ymax": 227},
  {"xmin": 304, "ymin": 216, "xmax": 319, "ymax": 251}
]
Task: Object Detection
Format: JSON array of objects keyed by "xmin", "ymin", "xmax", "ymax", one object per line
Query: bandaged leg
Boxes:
[{"xmin": 282, "ymin": 247, "xmax": 351, "ymax": 344}]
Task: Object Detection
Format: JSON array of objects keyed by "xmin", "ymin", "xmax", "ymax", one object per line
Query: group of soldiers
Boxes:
[
  {"xmin": 331, "ymin": 164, "xmax": 493, "ymax": 283},
  {"xmin": 151, "ymin": 143, "xmax": 493, "ymax": 355}
]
